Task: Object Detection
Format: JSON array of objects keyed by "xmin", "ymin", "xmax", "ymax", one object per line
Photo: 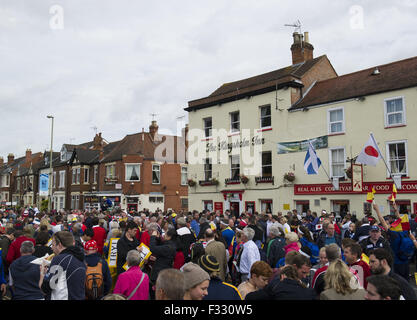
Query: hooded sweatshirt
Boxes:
[
  {"xmin": 41, "ymin": 246, "xmax": 86, "ymax": 300},
  {"xmin": 9, "ymin": 255, "xmax": 44, "ymax": 300}
]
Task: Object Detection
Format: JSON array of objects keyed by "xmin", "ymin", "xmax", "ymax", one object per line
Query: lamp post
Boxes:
[{"xmin": 47, "ymin": 115, "xmax": 54, "ymax": 212}]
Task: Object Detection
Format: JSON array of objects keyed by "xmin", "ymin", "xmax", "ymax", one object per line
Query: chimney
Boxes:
[
  {"xmin": 0, "ymin": 157, "xmax": 3, "ymax": 166},
  {"xmin": 92, "ymin": 132, "xmax": 104, "ymax": 151},
  {"xmin": 182, "ymin": 124, "xmax": 189, "ymax": 149},
  {"xmin": 26, "ymin": 149, "xmax": 32, "ymax": 163},
  {"xmin": 149, "ymin": 120, "xmax": 159, "ymax": 140},
  {"xmin": 7, "ymin": 153, "xmax": 14, "ymax": 164},
  {"xmin": 291, "ymin": 31, "xmax": 314, "ymax": 65}
]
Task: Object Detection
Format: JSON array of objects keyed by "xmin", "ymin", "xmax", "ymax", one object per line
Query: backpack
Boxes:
[
  {"xmin": 85, "ymin": 261, "xmax": 104, "ymax": 300},
  {"xmin": 397, "ymin": 231, "xmax": 415, "ymax": 261},
  {"xmin": 299, "ymin": 237, "xmax": 320, "ymax": 265}
]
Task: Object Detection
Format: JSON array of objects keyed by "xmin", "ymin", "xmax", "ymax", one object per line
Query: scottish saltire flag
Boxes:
[{"xmin": 304, "ymin": 142, "xmax": 322, "ymax": 174}]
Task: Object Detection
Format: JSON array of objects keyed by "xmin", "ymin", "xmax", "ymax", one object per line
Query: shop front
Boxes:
[
  {"xmin": 221, "ymin": 190, "xmax": 244, "ymax": 218},
  {"xmin": 84, "ymin": 195, "xmax": 100, "ymax": 211},
  {"xmin": 126, "ymin": 196, "xmax": 139, "ymax": 212}
]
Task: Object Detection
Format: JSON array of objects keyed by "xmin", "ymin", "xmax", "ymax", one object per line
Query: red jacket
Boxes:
[
  {"xmin": 139, "ymin": 231, "xmax": 150, "ymax": 247},
  {"xmin": 6, "ymin": 236, "xmax": 36, "ymax": 266},
  {"xmin": 92, "ymin": 226, "xmax": 107, "ymax": 254}
]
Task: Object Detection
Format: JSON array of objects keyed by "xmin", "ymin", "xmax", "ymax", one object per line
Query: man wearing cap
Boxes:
[
  {"xmin": 84, "ymin": 240, "xmax": 112, "ymax": 299},
  {"xmin": 359, "ymin": 225, "xmax": 392, "ymax": 257}
]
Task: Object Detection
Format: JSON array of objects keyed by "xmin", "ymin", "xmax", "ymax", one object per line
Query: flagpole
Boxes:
[
  {"xmin": 369, "ymin": 132, "xmax": 399, "ymax": 190},
  {"xmin": 308, "ymin": 140, "xmax": 331, "ymax": 181}
]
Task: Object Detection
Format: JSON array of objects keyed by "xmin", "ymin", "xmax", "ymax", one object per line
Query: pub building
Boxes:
[{"xmin": 185, "ymin": 31, "xmax": 417, "ymax": 218}]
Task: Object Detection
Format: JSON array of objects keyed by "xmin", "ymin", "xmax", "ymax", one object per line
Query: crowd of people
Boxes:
[{"xmin": 0, "ymin": 201, "xmax": 416, "ymax": 301}]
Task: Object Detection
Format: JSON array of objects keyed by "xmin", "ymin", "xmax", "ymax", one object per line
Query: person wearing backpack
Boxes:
[
  {"xmin": 266, "ymin": 224, "xmax": 285, "ymax": 269},
  {"xmin": 84, "ymin": 240, "xmax": 112, "ymax": 300}
]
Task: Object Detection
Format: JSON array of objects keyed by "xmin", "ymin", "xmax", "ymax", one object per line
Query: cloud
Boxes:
[{"xmin": 0, "ymin": 1, "xmax": 416, "ymax": 159}]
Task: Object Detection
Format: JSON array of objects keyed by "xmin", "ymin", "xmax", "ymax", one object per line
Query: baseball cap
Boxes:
[
  {"xmin": 84, "ymin": 240, "xmax": 98, "ymax": 251},
  {"xmin": 370, "ymin": 225, "xmax": 380, "ymax": 232}
]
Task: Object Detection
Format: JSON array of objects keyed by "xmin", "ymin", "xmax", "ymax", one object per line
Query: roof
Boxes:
[
  {"xmin": 186, "ymin": 55, "xmax": 328, "ymax": 111},
  {"xmin": 290, "ymin": 55, "xmax": 417, "ymax": 110},
  {"xmin": 101, "ymin": 132, "xmax": 186, "ymax": 163},
  {"xmin": 63, "ymin": 141, "xmax": 94, "ymax": 152},
  {"xmin": 70, "ymin": 148, "xmax": 100, "ymax": 165}
]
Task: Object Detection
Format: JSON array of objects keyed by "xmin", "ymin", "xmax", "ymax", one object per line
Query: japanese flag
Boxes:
[{"xmin": 355, "ymin": 134, "xmax": 382, "ymax": 167}]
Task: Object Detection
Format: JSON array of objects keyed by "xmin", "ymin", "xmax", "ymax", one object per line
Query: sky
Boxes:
[{"xmin": 0, "ymin": 0, "xmax": 416, "ymax": 160}]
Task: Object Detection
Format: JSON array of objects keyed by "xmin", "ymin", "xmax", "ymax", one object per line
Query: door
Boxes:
[
  {"xmin": 295, "ymin": 200, "xmax": 309, "ymax": 214},
  {"xmin": 331, "ymin": 200, "xmax": 349, "ymax": 217},
  {"xmin": 230, "ymin": 202, "xmax": 240, "ymax": 219}
]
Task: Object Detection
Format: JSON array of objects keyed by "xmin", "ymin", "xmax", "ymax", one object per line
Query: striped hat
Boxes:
[{"xmin": 198, "ymin": 254, "xmax": 220, "ymax": 273}]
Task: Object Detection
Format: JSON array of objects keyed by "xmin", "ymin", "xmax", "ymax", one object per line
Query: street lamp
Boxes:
[{"xmin": 47, "ymin": 115, "xmax": 54, "ymax": 212}]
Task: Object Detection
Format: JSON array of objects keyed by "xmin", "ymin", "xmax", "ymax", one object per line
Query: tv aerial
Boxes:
[{"xmin": 284, "ymin": 20, "xmax": 302, "ymax": 33}]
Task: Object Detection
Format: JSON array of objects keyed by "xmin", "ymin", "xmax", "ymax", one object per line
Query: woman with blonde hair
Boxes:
[{"xmin": 320, "ymin": 259, "xmax": 366, "ymax": 300}]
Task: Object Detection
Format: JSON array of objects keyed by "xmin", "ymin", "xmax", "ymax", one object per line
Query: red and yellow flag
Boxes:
[
  {"xmin": 366, "ymin": 188, "xmax": 376, "ymax": 203},
  {"xmin": 388, "ymin": 184, "xmax": 397, "ymax": 202},
  {"xmin": 390, "ymin": 214, "xmax": 410, "ymax": 232}
]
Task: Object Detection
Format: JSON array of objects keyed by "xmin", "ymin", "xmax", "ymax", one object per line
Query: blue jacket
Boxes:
[
  {"xmin": 41, "ymin": 246, "xmax": 86, "ymax": 300},
  {"xmin": 9, "ymin": 255, "xmax": 44, "ymax": 300},
  {"xmin": 203, "ymin": 277, "xmax": 242, "ymax": 300},
  {"xmin": 0, "ymin": 252, "xmax": 6, "ymax": 285},
  {"xmin": 221, "ymin": 227, "xmax": 235, "ymax": 248},
  {"xmin": 190, "ymin": 220, "xmax": 200, "ymax": 238}
]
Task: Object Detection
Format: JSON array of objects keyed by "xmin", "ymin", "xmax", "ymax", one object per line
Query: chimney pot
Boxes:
[
  {"xmin": 149, "ymin": 121, "xmax": 159, "ymax": 140},
  {"xmin": 291, "ymin": 31, "xmax": 314, "ymax": 65},
  {"xmin": 7, "ymin": 153, "xmax": 14, "ymax": 164}
]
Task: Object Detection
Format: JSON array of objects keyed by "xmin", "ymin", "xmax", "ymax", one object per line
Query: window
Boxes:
[
  {"xmin": 53, "ymin": 172, "xmax": 56, "ymax": 188},
  {"xmin": 59, "ymin": 171, "xmax": 65, "ymax": 188},
  {"xmin": 203, "ymin": 158, "xmax": 212, "ymax": 181},
  {"xmin": 328, "ymin": 107, "xmax": 344, "ymax": 134},
  {"xmin": 84, "ymin": 168, "xmax": 89, "ymax": 184},
  {"xmin": 152, "ymin": 164, "xmax": 160, "ymax": 184},
  {"xmin": 125, "ymin": 164, "xmax": 140, "ymax": 181},
  {"xmin": 181, "ymin": 198, "xmax": 188, "ymax": 209},
  {"xmin": 329, "ymin": 148, "xmax": 345, "ymax": 178},
  {"xmin": 59, "ymin": 196, "xmax": 64, "ymax": 210},
  {"xmin": 230, "ymin": 155, "xmax": 240, "ymax": 180},
  {"xmin": 149, "ymin": 196, "xmax": 164, "ymax": 203},
  {"xmin": 181, "ymin": 167, "xmax": 188, "ymax": 185},
  {"xmin": 386, "ymin": 141, "xmax": 407, "ymax": 176},
  {"xmin": 261, "ymin": 151, "xmax": 272, "ymax": 177},
  {"xmin": 93, "ymin": 166, "xmax": 98, "ymax": 184},
  {"xmin": 71, "ymin": 195, "xmax": 80, "ymax": 209},
  {"xmin": 17, "ymin": 177, "xmax": 20, "ymax": 191},
  {"xmin": 260, "ymin": 105, "xmax": 271, "ymax": 128},
  {"xmin": 230, "ymin": 111, "xmax": 240, "ymax": 133},
  {"xmin": 72, "ymin": 168, "xmax": 80, "ymax": 184},
  {"xmin": 385, "ymin": 97, "xmax": 405, "ymax": 127},
  {"xmin": 203, "ymin": 117, "xmax": 212, "ymax": 138},
  {"xmin": 105, "ymin": 164, "xmax": 115, "ymax": 178}
]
